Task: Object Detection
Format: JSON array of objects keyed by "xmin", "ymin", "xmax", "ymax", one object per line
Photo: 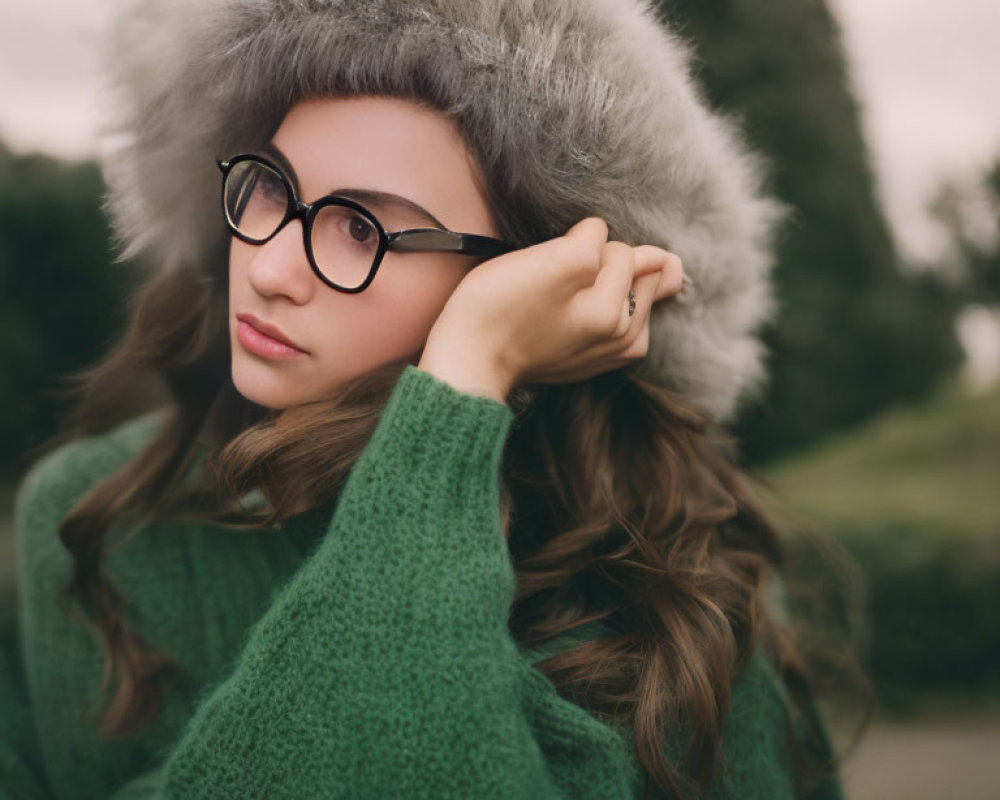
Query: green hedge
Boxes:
[{"xmin": 765, "ymin": 374, "xmax": 1000, "ymax": 706}]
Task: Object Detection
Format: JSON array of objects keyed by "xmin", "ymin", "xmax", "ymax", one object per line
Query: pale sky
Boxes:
[
  {"xmin": 0, "ymin": 1, "xmax": 998, "ymax": 264},
  {"xmin": 828, "ymin": 0, "xmax": 1000, "ymax": 263}
]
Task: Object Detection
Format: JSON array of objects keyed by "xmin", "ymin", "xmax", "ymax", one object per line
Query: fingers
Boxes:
[
  {"xmin": 587, "ymin": 244, "xmax": 685, "ymax": 370},
  {"xmin": 620, "ymin": 269, "xmax": 659, "ymax": 354},
  {"xmin": 633, "ymin": 245, "xmax": 685, "ymax": 302},
  {"xmin": 550, "ymin": 217, "xmax": 611, "ymax": 290},
  {"xmin": 611, "ymin": 267, "xmax": 658, "ymax": 355},
  {"xmin": 592, "ymin": 242, "xmax": 637, "ymax": 338},
  {"xmin": 554, "ymin": 217, "xmax": 688, "ymax": 372},
  {"xmin": 554, "ymin": 219, "xmax": 685, "ymax": 306},
  {"xmin": 582, "ymin": 241, "xmax": 685, "ymax": 339},
  {"xmin": 612, "ymin": 249, "xmax": 685, "ymax": 362}
]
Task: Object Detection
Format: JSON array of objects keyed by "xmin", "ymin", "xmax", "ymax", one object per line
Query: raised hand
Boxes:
[{"xmin": 418, "ymin": 217, "xmax": 687, "ymax": 404}]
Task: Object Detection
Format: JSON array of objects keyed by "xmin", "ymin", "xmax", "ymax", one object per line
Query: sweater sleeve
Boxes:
[{"xmin": 105, "ymin": 364, "xmax": 638, "ymax": 798}]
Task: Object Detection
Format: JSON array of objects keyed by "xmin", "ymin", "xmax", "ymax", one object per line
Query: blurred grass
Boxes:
[
  {"xmin": 757, "ymin": 375, "xmax": 1000, "ymax": 797},
  {"xmin": 761, "ymin": 374, "xmax": 1000, "ymax": 705},
  {"xmin": 763, "ymin": 375, "xmax": 1000, "ymax": 540}
]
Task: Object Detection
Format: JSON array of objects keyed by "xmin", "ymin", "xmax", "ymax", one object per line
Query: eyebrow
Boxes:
[{"xmin": 260, "ymin": 141, "xmax": 446, "ymax": 230}]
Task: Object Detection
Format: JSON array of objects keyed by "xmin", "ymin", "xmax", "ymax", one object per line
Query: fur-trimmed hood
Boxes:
[{"xmin": 98, "ymin": 0, "xmax": 784, "ymax": 423}]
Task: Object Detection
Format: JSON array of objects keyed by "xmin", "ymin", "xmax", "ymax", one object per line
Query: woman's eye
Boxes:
[{"xmin": 347, "ymin": 215, "xmax": 375, "ymax": 243}]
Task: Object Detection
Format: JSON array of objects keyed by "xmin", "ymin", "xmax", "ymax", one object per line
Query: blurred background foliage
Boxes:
[
  {"xmin": 1, "ymin": 1, "xmax": 998, "ymax": 787},
  {"xmin": 0, "ymin": 140, "xmax": 129, "ymax": 482},
  {"xmin": 766, "ymin": 375, "xmax": 1000, "ymax": 706},
  {"xmin": 658, "ymin": 0, "xmax": 968, "ymax": 464},
  {"xmin": 652, "ymin": 1, "xmax": 1000, "ymax": 747}
]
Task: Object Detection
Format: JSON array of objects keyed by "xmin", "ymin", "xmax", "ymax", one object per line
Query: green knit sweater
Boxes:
[{"xmin": 2, "ymin": 365, "xmax": 843, "ymax": 799}]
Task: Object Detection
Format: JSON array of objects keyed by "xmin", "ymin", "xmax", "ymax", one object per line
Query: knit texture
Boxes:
[{"xmin": 4, "ymin": 366, "xmax": 841, "ymax": 799}]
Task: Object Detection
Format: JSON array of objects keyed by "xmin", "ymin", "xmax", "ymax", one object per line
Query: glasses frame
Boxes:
[{"xmin": 216, "ymin": 153, "xmax": 513, "ymax": 294}]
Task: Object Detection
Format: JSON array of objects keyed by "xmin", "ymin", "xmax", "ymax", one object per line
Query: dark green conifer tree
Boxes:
[
  {"xmin": 0, "ymin": 141, "xmax": 126, "ymax": 478},
  {"xmin": 657, "ymin": 0, "xmax": 964, "ymax": 463}
]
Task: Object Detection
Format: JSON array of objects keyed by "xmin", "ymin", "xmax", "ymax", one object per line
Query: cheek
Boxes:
[
  {"xmin": 371, "ymin": 260, "xmax": 468, "ymax": 343},
  {"xmin": 228, "ymin": 241, "xmax": 248, "ymax": 300},
  {"xmin": 342, "ymin": 283, "xmax": 449, "ymax": 364},
  {"xmin": 307, "ymin": 260, "xmax": 465, "ymax": 381}
]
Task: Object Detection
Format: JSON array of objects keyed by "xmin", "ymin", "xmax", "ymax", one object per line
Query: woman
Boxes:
[{"xmin": 4, "ymin": 0, "xmax": 852, "ymax": 798}]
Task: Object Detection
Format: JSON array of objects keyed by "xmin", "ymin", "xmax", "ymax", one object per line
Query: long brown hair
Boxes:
[{"xmin": 53, "ymin": 131, "xmax": 870, "ymax": 800}]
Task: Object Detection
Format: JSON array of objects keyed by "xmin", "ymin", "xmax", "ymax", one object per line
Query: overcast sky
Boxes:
[{"xmin": 0, "ymin": 1, "xmax": 998, "ymax": 264}]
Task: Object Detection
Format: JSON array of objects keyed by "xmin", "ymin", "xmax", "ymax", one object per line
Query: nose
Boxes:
[{"xmin": 240, "ymin": 219, "xmax": 316, "ymax": 305}]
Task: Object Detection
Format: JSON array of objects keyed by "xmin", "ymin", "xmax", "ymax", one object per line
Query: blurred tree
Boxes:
[
  {"xmin": 656, "ymin": 0, "xmax": 964, "ymax": 464},
  {"xmin": 929, "ymin": 156, "xmax": 1000, "ymax": 304},
  {"xmin": 0, "ymin": 140, "xmax": 129, "ymax": 480}
]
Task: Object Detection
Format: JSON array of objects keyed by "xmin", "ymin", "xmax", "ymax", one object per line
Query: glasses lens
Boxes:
[
  {"xmin": 223, "ymin": 159, "xmax": 289, "ymax": 242},
  {"xmin": 311, "ymin": 203, "xmax": 383, "ymax": 290}
]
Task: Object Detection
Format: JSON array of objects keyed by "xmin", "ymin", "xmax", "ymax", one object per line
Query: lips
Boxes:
[{"xmin": 235, "ymin": 313, "xmax": 308, "ymax": 358}]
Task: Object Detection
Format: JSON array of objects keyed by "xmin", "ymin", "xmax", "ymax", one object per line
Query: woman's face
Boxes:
[{"xmin": 228, "ymin": 95, "xmax": 498, "ymax": 408}]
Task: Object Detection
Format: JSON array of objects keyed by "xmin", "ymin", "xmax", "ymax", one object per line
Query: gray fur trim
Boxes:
[{"xmin": 98, "ymin": 0, "xmax": 786, "ymax": 423}]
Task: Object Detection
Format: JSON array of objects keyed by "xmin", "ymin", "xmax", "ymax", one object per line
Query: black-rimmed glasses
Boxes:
[{"xmin": 216, "ymin": 154, "xmax": 513, "ymax": 293}]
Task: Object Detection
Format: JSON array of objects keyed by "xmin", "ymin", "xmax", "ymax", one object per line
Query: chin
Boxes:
[{"xmin": 231, "ymin": 360, "xmax": 311, "ymax": 410}]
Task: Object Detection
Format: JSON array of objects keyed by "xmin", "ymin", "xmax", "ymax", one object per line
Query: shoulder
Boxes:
[
  {"xmin": 715, "ymin": 646, "xmax": 799, "ymax": 798},
  {"xmin": 728, "ymin": 646, "xmax": 792, "ymax": 732},
  {"xmin": 14, "ymin": 412, "xmax": 166, "ymax": 566}
]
